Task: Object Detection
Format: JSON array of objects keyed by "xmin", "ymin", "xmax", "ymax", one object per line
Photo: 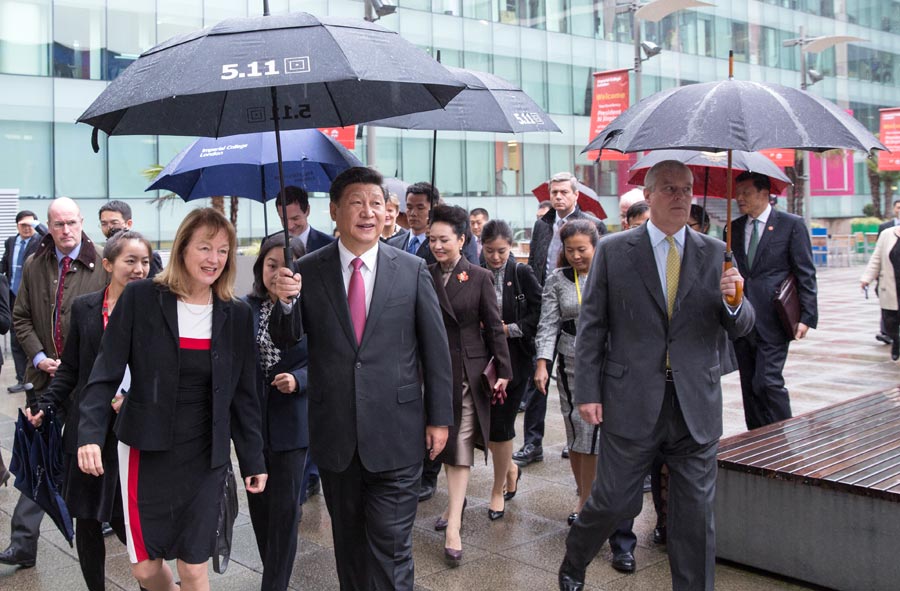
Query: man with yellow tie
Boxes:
[{"xmin": 557, "ymin": 160, "xmax": 755, "ymax": 591}]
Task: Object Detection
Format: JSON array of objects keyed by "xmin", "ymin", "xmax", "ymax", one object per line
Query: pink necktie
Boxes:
[{"xmin": 348, "ymin": 258, "xmax": 366, "ymax": 344}]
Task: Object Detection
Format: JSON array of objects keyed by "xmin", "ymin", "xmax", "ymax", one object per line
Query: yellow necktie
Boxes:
[{"xmin": 665, "ymin": 236, "xmax": 680, "ymax": 318}]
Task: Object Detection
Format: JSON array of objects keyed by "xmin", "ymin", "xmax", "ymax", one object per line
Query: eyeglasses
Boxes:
[
  {"xmin": 50, "ymin": 219, "xmax": 82, "ymax": 230},
  {"xmin": 656, "ymin": 185, "xmax": 694, "ymax": 197},
  {"xmin": 99, "ymin": 220, "xmax": 125, "ymax": 228}
]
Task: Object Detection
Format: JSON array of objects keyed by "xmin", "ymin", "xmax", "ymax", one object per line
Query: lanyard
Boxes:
[
  {"xmin": 102, "ymin": 286, "xmax": 110, "ymax": 330},
  {"xmin": 574, "ymin": 268, "xmax": 583, "ymax": 306}
]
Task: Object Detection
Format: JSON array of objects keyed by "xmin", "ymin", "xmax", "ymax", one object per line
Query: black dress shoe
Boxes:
[
  {"xmin": 561, "ymin": 446, "xmax": 569, "ymax": 459},
  {"xmin": 558, "ymin": 559, "xmax": 585, "ymax": 591},
  {"xmin": 6, "ymin": 383, "xmax": 25, "ymax": 394},
  {"xmin": 434, "ymin": 498, "xmax": 466, "ymax": 531},
  {"xmin": 418, "ymin": 483, "xmax": 435, "ymax": 503},
  {"xmin": 306, "ymin": 476, "xmax": 321, "ymax": 498},
  {"xmin": 0, "ymin": 546, "xmax": 36, "ymax": 568},
  {"xmin": 512, "ymin": 443, "xmax": 543, "ymax": 467},
  {"xmin": 487, "ymin": 507, "xmax": 504, "ymax": 521},
  {"xmin": 503, "ymin": 464, "xmax": 522, "ymax": 501},
  {"xmin": 517, "ymin": 400, "xmax": 526, "ymax": 413},
  {"xmin": 876, "ymin": 332, "xmax": 893, "ymax": 345},
  {"xmin": 567, "ymin": 512, "xmax": 578, "ymax": 526},
  {"xmin": 642, "ymin": 474, "xmax": 652, "ymax": 493},
  {"xmin": 611, "ymin": 551, "xmax": 636, "ymax": 573},
  {"xmin": 652, "ymin": 526, "xmax": 667, "ymax": 545},
  {"xmin": 892, "ymin": 340, "xmax": 899, "ymax": 361},
  {"xmin": 101, "ymin": 522, "xmax": 114, "ymax": 537}
]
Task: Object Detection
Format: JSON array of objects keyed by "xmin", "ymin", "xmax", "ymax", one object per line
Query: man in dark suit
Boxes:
[
  {"xmin": 97, "ymin": 200, "xmax": 164, "ymax": 276},
  {"xmin": 272, "ymin": 167, "xmax": 453, "ymax": 591},
  {"xmin": 1, "ymin": 210, "xmax": 42, "ymax": 393},
  {"xmin": 878, "ymin": 200, "xmax": 900, "ymax": 236},
  {"xmin": 557, "ymin": 160, "xmax": 755, "ymax": 591},
  {"xmin": 268, "ymin": 185, "xmax": 335, "ymax": 252},
  {"xmin": 515, "ymin": 172, "xmax": 608, "ymax": 467},
  {"xmin": 730, "ymin": 172, "xmax": 818, "ymax": 430}
]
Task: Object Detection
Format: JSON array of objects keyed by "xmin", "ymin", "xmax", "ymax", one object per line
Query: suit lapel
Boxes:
[
  {"xmin": 430, "ymin": 264, "xmax": 457, "ymax": 323},
  {"xmin": 359, "ymin": 245, "xmax": 395, "ymax": 347},
  {"xmin": 752, "ymin": 209, "xmax": 779, "ymax": 269},
  {"xmin": 318, "ymin": 243, "xmax": 358, "ymax": 349},
  {"xmin": 501, "ymin": 259, "xmax": 517, "ymax": 322},
  {"xmin": 444, "ymin": 257, "xmax": 469, "ymax": 305},
  {"xmin": 674, "ymin": 228, "xmax": 705, "ymax": 313},
  {"xmin": 731, "ymin": 216, "xmax": 748, "ymax": 272},
  {"xmin": 627, "ymin": 225, "xmax": 667, "ymax": 318},
  {"xmin": 160, "ymin": 288, "xmax": 179, "ymax": 344},
  {"xmin": 211, "ymin": 296, "xmax": 230, "ymax": 346}
]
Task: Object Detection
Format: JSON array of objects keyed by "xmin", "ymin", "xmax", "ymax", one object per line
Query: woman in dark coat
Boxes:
[
  {"xmin": 28, "ymin": 231, "xmax": 151, "ymax": 590},
  {"xmin": 427, "ymin": 205, "xmax": 511, "ymax": 566},
  {"xmin": 76, "ymin": 208, "xmax": 266, "ymax": 591},
  {"xmin": 243, "ymin": 235, "xmax": 310, "ymax": 591},
  {"xmin": 479, "ymin": 220, "xmax": 541, "ymax": 517}
]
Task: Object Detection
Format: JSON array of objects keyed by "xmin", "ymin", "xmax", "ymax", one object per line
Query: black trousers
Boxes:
[
  {"xmin": 522, "ymin": 354, "xmax": 551, "ymax": 447},
  {"xmin": 565, "ymin": 383, "xmax": 718, "ymax": 591},
  {"xmin": 247, "ymin": 447, "xmax": 308, "ymax": 591},
  {"xmin": 320, "ymin": 454, "xmax": 421, "ymax": 591},
  {"xmin": 8, "ymin": 294, "xmax": 26, "ymax": 383},
  {"xmin": 75, "ymin": 516, "xmax": 126, "ymax": 591},
  {"xmin": 733, "ymin": 332, "xmax": 792, "ymax": 430},
  {"xmin": 8, "ymin": 493, "xmax": 43, "ymax": 557}
]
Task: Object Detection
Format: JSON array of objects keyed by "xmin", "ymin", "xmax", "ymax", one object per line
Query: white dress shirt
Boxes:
[
  {"xmin": 646, "ymin": 220, "xmax": 685, "ymax": 301},
  {"xmin": 546, "ymin": 209, "xmax": 575, "ymax": 275},
  {"xmin": 743, "ymin": 204, "xmax": 772, "ymax": 255},
  {"xmin": 337, "ymin": 239, "xmax": 379, "ymax": 315},
  {"xmin": 297, "ymin": 225, "xmax": 311, "ymax": 248}
]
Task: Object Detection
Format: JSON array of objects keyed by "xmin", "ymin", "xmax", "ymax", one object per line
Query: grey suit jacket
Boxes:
[
  {"xmin": 574, "ymin": 224, "xmax": 755, "ymax": 445},
  {"xmin": 272, "ymin": 241, "xmax": 454, "ymax": 473}
]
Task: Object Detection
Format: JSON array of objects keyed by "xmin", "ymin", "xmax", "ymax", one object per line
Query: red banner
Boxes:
[
  {"xmin": 318, "ymin": 126, "xmax": 357, "ymax": 150},
  {"xmin": 760, "ymin": 148, "xmax": 795, "ymax": 168},
  {"xmin": 587, "ymin": 69, "xmax": 630, "ymax": 161},
  {"xmin": 878, "ymin": 108, "xmax": 900, "ymax": 171}
]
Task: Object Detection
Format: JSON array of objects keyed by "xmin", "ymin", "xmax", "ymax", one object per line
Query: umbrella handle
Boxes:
[{"xmin": 723, "ymin": 253, "xmax": 743, "ymax": 307}]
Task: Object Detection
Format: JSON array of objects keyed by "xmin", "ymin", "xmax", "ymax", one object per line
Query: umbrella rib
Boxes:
[
  {"xmin": 322, "ymin": 82, "xmax": 346, "ymax": 128},
  {"xmin": 214, "ymin": 91, "xmax": 229, "ymax": 139}
]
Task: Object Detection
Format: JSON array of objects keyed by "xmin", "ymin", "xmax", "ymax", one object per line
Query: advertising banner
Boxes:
[
  {"xmin": 586, "ymin": 69, "xmax": 630, "ymax": 161},
  {"xmin": 878, "ymin": 108, "xmax": 900, "ymax": 171},
  {"xmin": 318, "ymin": 125, "xmax": 357, "ymax": 150}
]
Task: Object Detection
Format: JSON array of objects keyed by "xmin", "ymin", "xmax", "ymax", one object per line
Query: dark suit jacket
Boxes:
[
  {"xmin": 245, "ymin": 295, "xmax": 309, "ymax": 452},
  {"xmin": 491, "ymin": 259, "xmax": 542, "ymax": 383},
  {"xmin": 574, "ymin": 224, "xmax": 755, "ymax": 445},
  {"xmin": 386, "ymin": 228, "xmax": 480, "ymax": 266},
  {"xmin": 730, "ymin": 209, "xmax": 818, "ymax": 344},
  {"xmin": 429, "ymin": 257, "xmax": 511, "ymax": 462},
  {"xmin": 528, "ymin": 206, "xmax": 608, "ymax": 285},
  {"xmin": 78, "ymin": 280, "xmax": 265, "ymax": 477},
  {"xmin": 0, "ymin": 233, "xmax": 40, "ymax": 280},
  {"xmin": 272, "ymin": 242, "xmax": 454, "ymax": 473},
  {"xmin": 265, "ymin": 226, "xmax": 335, "ymax": 253}
]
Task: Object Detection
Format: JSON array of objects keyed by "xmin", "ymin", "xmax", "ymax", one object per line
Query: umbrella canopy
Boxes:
[
  {"xmin": 383, "ymin": 177, "xmax": 410, "ymax": 212},
  {"xmin": 628, "ymin": 150, "xmax": 793, "ymax": 196},
  {"xmin": 9, "ymin": 409, "xmax": 74, "ymax": 545},
  {"xmin": 77, "ymin": 13, "xmax": 465, "ymax": 139},
  {"xmin": 147, "ymin": 129, "xmax": 363, "ymax": 202},
  {"xmin": 368, "ymin": 66, "xmax": 561, "ymax": 133},
  {"xmin": 584, "ymin": 79, "xmax": 886, "ymax": 156},
  {"xmin": 532, "ymin": 181, "xmax": 608, "ymax": 220}
]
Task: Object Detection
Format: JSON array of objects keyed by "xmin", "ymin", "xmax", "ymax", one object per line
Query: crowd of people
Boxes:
[{"xmin": 0, "ymin": 161, "xmax": 820, "ymax": 591}]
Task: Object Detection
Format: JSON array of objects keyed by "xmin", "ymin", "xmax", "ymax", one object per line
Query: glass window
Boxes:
[
  {"xmin": 493, "ymin": 55, "xmax": 520, "ymax": 86},
  {"xmin": 464, "ymin": 51, "xmax": 492, "ymax": 72},
  {"xmin": 521, "ymin": 59, "xmax": 547, "ymax": 110},
  {"xmin": 731, "ymin": 21, "xmax": 749, "ymax": 63},
  {"xmin": 461, "ymin": 0, "xmax": 494, "ymax": 21},
  {"xmin": 399, "ymin": 0, "xmax": 430, "ymax": 12},
  {"xmin": 495, "ymin": 139, "xmax": 521, "ymax": 195},
  {"xmin": 157, "ymin": 0, "xmax": 202, "ymax": 44},
  {"xmin": 0, "ymin": 119, "xmax": 52, "ymax": 197},
  {"xmin": 547, "ymin": 62, "xmax": 572, "ymax": 114},
  {"xmin": 499, "ymin": 0, "xmax": 546, "ymax": 29},
  {"xmin": 107, "ymin": 0, "xmax": 155, "ymax": 81},
  {"xmin": 53, "ymin": 0, "xmax": 105, "ymax": 80},
  {"xmin": 696, "ymin": 14, "xmax": 714, "ymax": 58},
  {"xmin": 109, "ymin": 135, "xmax": 157, "ymax": 198},
  {"xmin": 54, "ymin": 122, "xmax": 106, "ymax": 197},
  {"xmin": 571, "ymin": 65, "xmax": 591, "ymax": 116},
  {"xmin": 0, "ymin": 0, "xmax": 51, "ymax": 75},
  {"xmin": 434, "ymin": 139, "xmax": 463, "ymax": 196},
  {"xmin": 545, "ymin": 0, "xmax": 568, "ymax": 33},
  {"xmin": 568, "ymin": 0, "xmax": 596, "ymax": 38},
  {"xmin": 522, "ymin": 141, "xmax": 548, "ymax": 195},
  {"xmin": 549, "ymin": 144, "xmax": 572, "ymax": 176},
  {"xmin": 206, "ymin": 0, "xmax": 249, "ymax": 24},
  {"xmin": 465, "ymin": 140, "xmax": 493, "ymax": 196},
  {"xmin": 401, "ymin": 136, "xmax": 432, "ymax": 185}
]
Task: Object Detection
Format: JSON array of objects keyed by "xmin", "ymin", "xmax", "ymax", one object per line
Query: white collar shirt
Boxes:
[{"xmin": 338, "ymin": 239, "xmax": 379, "ymax": 315}]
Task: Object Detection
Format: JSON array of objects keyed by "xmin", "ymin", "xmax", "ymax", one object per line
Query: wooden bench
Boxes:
[{"xmin": 715, "ymin": 388, "xmax": 900, "ymax": 591}]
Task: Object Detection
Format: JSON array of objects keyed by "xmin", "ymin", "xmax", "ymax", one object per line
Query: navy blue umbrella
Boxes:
[
  {"xmin": 147, "ymin": 129, "xmax": 362, "ymax": 202},
  {"xmin": 9, "ymin": 409, "xmax": 74, "ymax": 545}
]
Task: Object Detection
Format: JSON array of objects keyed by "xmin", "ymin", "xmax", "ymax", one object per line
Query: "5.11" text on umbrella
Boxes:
[{"xmin": 221, "ymin": 57, "xmax": 311, "ymax": 80}]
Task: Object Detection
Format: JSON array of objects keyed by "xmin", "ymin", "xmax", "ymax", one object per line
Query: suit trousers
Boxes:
[
  {"xmin": 733, "ymin": 333, "xmax": 792, "ymax": 430},
  {"xmin": 522, "ymin": 354, "xmax": 551, "ymax": 448},
  {"xmin": 320, "ymin": 454, "xmax": 422, "ymax": 591},
  {"xmin": 247, "ymin": 447, "xmax": 308, "ymax": 591},
  {"xmin": 75, "ymin": 516, "xmax": 126, "ymax": 591},
  {"xmin": 8, "ymin": 294, "xmax": 26, "ymax": 383},
  {"xmin": 8, "ymin": 494, "xmax": 43, "ymax": 557},
  {"xmin": 564, "ymin": 383, "xmax": 718, "ymax": 591}
]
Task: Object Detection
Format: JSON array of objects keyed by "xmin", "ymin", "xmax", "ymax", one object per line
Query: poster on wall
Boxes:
[
  {"xmin": 318, "ymin": 126, "xmax": 357, "ymax": 150},
  {"xmin": 586, "ymin": 69, "xmax": 630, "ymax": 161},
  {"xmin": 878, "ymin": 108, "xmax": 900, "ymax": 171}
]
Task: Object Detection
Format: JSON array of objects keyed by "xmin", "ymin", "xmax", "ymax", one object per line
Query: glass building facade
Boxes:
[{"xmin": 1, "ymin": 0, "xmax": 898, "ymax": 243}]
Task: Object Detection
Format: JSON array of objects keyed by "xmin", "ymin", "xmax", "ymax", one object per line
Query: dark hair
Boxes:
[
  {"xmin": 15, "ymin": 210, "xmax": 37, "ymax": 223},
  {"xmin": 469, "ymin": 207, "xmax": 489, "ymax": 219},
  {"xmin": 625, "ymin": 201, "xmax": 650, "ymax": 223},
  {"xmin": 430, "ymin": 204, "xmax": 469, "ymax": 239},
  {"xmin": 98, "ymin": 200, "xmax": 133, "ymax": 221},
  {"xmin": 251, "ymin": 234, "xmax": 306, "ymax": 299},
  {"xmin": 689, "ymin": 204, "xmax": 710, "ymax": 233},
  {"xmin": 537, "ymin": 201, "xmax": 552, "ymax": 210},
  {"xmin": 407, "ymin": 182, "xmax": 440, "ymax": 209},
  {"xmin": 329, "ymin": 167, "xmax": 386, "ymax": 204},
  {"xmin": 735, "ymin": 171, "xmax": 771, "ymax": 193},
  {"xmin": 556, "ymin": 219, "xmax": 599, "ymax": 269},
  {"xmin": 275, "ymin": 186, "xmax": 310, "ymax": 212},
  {"xmin": 893, "ymin": 200, "xmax": 900, "ymax": 207},
  {"xmin": 102, "ymin": 230, "xmax": 152, "ymax": 262},
  {"xmin": 481, "ymin": 219, "xmax": 513, "ymax": 245}
]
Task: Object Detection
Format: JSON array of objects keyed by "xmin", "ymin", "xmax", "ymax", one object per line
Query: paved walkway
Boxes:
[{"xmin": 0, "ymin": 264, "xmax": 893, "ymax": 590}]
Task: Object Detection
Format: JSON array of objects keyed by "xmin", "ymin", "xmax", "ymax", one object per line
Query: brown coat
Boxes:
[
  {"xmin": 13, "ymin": 232, "xmax": 109, "ymax": 402},
  {"xmin": 430, "ymin": 257, "xmax": 511, "ymax": 465}
]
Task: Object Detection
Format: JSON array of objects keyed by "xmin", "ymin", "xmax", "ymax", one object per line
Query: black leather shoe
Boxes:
[
  {"xmin": 643, "ymin": 474, "xmax": 652, "ymax": 493},
  {"xmin": 876, "ymin": 332, "xmax": 893, "ymax": 345},
  {"xmin": 611, "ymin": 551, "xmax": 636, "ymax": 573},
  {"xmin": 892, "ymin": 340, "xmax": 899, "ymax": 361},
  {"xmin": 558, "ymin": 559, "xmax": 585, "ymax": 591},
  {"xmin": 306, "ymin": 476, "xmax": 321, "ymax": 499},
  {"xmin": 567, "ymin": 512, "xmax": 578, "ymax": 526},
  {"xmin": 512, "ymin": 443, "xmax": 543, "ymax": 466},
  {"xmin": 6, "ymin": 383, "xmax": 25, "ymax": 394},
  {"xmin": 0, "ymin": 547, "xmax": 36, "ymax": 568},
  {"xmin": 101, "ymin": 522, "xmax": 114, "ymax": 537},
  {"xmin": 652, "ymin": 526, "xmax": 667, "ymax": 545},
  {"xmin": 561, "ymin": 446, "xmax": 569, "ymax": 459},
  {"xmin": 517, "ymin": 400, "xmax": 526, "ymax": 413},
  {"xmin": 503, "ymin": 464, "xmax": 522, "ymax": 501},
  {"xmin": 418, "ymin": 483, "xmax": 435, "ymax": 503},
  {"xmin": 487, "ymin": 507, "xmax": 505, "ymax": 521}
]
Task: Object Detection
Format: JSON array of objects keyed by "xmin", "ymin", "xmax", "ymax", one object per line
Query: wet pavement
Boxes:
[{"xmin": 0, "ymin": 264, "xmax": 891, "ymax": 590}]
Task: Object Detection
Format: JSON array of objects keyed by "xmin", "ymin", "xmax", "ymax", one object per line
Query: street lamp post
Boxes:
[{"xmin": 363, "ymin": 0, "xmax": 398, "ymax": 168}]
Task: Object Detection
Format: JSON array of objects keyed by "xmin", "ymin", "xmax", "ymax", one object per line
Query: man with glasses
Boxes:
[
  {"xmin": 98, "ymin": 200, "xmax": 163, "ymax": 276},
  {"xmin": 0, "ymin": 211, "xmax": 44, "ymax": 393},
  {"xmin": 0, "ymin": 198, "xmax": 109, "ymax": 569}
]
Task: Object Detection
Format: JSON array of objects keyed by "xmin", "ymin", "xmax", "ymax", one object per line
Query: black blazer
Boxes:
[
  {"xmin": 0, "ymin": 233, "xmax": 40, "ymax": 279},
  {"xmin": 78, "ymin": 280, "xmax": 265, "ymax": 477},
  {"xmin": 386, "ymin": 228, "xmax": 480, "ymax": 266},
  {"xmin": 265, "ymin": 225, "xmax": 335, "ymax": 254},
  {"xmin": 490, "ymin": 259, "xmax": 541, "ymax": 373},
  {"xmin": 730, "ymin": 209, "xmax": 818, "ymax": 344},
  {"xmin": 271, "ymin": 242, "xmax": 454, "ymax": 473},
  {"xmin": 528, "ymin": 206, "xmax": 608, "ymax": 285},
  {"xmin": 245, "ymin": 295, "xmax": 309, "ymax": 452}
]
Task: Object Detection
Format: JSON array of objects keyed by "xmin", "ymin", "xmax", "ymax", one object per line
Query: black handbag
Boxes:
[{"xmin": 212, "ymin": 464, "xmax": 239, "ymax": 574}]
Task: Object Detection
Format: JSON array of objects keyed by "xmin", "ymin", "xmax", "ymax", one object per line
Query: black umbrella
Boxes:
[
  {"xmin": 9, "ymin": 409, "xmax": 74, "ymax": 545},
  {"xmin": 78, "ymin": 9, "xmax": 464, "ymax": 262}
]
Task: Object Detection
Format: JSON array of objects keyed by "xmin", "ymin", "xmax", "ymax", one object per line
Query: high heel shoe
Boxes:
[
  {"xmin": 443, "ymin": 546, "xmax": 463, "ymax": 567},
  {"xmin": 892, "ymin": 340, "xmax": 899, "ymax": 361},
  {"xmin": 503, "ymin": 464, "xmax": 523, "ymax": 501},
  {"xmin": 434, "ymin": 498, "xmax": 466, "ymax": 531},
  {"xmin": 567, "ymin": 512, "xmax": 578, "ymax": 526},
  {"xmin": 0, "ymin": 468, "xmax": 9, "ymax": 487},
  {"xmin": 487, "ymin": 506, "xmax": 505, "ymax": 521}
]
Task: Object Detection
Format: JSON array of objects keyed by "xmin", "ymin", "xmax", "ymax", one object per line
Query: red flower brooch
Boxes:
[{"xmin": 457, "ymin": 271, "xmax": 469, "ymax": 283}]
